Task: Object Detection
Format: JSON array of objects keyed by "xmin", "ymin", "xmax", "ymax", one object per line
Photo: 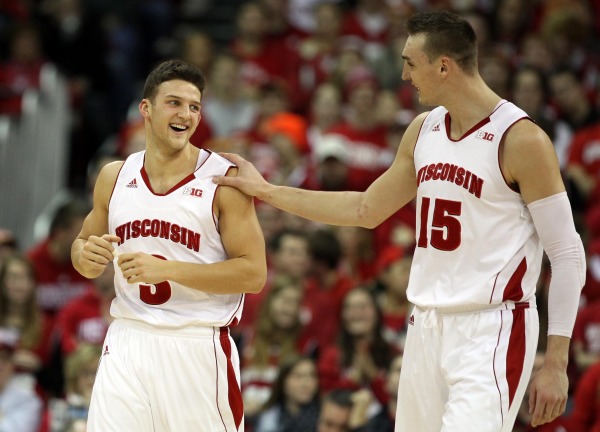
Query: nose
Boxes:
[
  {"xmin": 178, "ymin": 105, "xmax": 191, "ymax": 119},
  {"xmin": 401, "ymin": 67, "xmax": 410, "ymax": 82}
]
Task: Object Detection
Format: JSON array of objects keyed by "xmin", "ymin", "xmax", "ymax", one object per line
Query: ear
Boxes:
[
  {"xmin": 139, "ymin": 99, "xmax": 150, "ymax": 118},
  {"xmin": 440, "ymin": 57, "xmax": 450, "ymax": 74}
]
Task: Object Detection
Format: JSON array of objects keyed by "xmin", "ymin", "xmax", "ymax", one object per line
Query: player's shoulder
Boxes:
[
  {"xmin": 98, "ymin": 160, "xmax": 125, "ymax": 183},
  {"xmin": 206, "ymin": 150, "xmax": 238, "ymax": 176}
]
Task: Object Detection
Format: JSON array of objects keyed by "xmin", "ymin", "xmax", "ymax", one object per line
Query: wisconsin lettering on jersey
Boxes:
[
  {"xmin": 114, "ymin": 219, "xmax": 200, "ymax": 251},
  {"xmin": 416, "ymin": 162, "xmax": 484, "ymax": 198}
]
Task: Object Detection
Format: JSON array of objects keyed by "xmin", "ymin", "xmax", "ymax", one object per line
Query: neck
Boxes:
[
  {"xmin": 443, "ymin": 74, "xmax": 501, "ymax": 138},
  {"xmin": 285, "ymin": 399, "xmax": 300, "ymax": 416}
]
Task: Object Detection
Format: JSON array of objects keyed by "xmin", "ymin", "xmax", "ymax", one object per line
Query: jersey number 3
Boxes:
[
  {"xmin": 417, "ymin": 197, "xmax": 462, "ymax": 251},
  {"xmin": 139, "ymin": 255, "xmax": 172, "ymax": 305}
]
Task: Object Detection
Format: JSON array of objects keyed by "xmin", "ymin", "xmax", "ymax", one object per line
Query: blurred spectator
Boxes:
[
  {"xmin": 548, "ymin": 67, "xmax": 600, "ymax": 140},
  {"xmin": 0, "ymin": 229, "xmax": 18, "ymax": 267},
  {"xmin": 292, "ymin": 2, "xmax": 343, "ymax": 112},
  {"xmin": 301, "ymin": 228, "xmax": 355, "ymax": 355},
  {"xmin": 0, "ymin": 327, "xmax": 43, "ymax": 432},
  {"xmin": 335, "ymin": 226, "xmax": 376, "ymax": 286},
  {"xmin": 230, "ymin": 2, "xmax": 296, "ymax": 101},
  {"xmin": 324, "ymin": 65, "xmax": 393, "ymax": 192},
  {"xmin": 253, "ymin": 355, "xmax": 320, "ymax": 432},
  {"xmin": 516, "ymin": 33, "xmax": 554, "ymax": 74},
  {"xmin": 490, "ymin": 0, "xmax": 532, "ymax": 57},
  {"xmin": 317, "ymin": 287, "xmax": 396, "ymax": 407},
  {"xmin": 0, "ymin": 22, "xmax": 47, "ymax": 115},
  {"xmin": 350, "ymin": 354, "xmax": 402, "ymax": 432},
  {"xmin": 241, "ymin": 275, "xmax": 305, "ymax": 419},
  {"xmin": 202, "ymin": 52, "xmax": 258, "ymax": 138},
  {"xmin": 340, "ymin": 0, "xmax": 389, "ymax": 63},
  {"xmin": 44, "ymin": 343, "xmax": 101, "ymax": 432},
  {"xmin": 54, "ymin": 261, "xmax": 114, "ymax": 356},
  {"xmin": 179, "ymin": 29, "xmax": 214, "ymax": 76},
  {"xmin": 509, "ymin": 66, "xmax": 557, "ymax": 145},
  {"xmin": 572, "ymin": 300, "xmax": 600, "ymax": 372},
  {"xmin": 479, "ymin": 50, "xmax": 512, "ymax": 99},
  {"xmin": 567, "ymin": 360, "xmax": 600, "ymax": 431},
  {"xmin": 286, "ymin": 0, "xmax": 343, "ymax": 35},
  {"xmin": 308, "ymin": 134, "xmax": 352, "ymax": 192},
  {"xmin": 261, "ymin": 111, "xmax": 311, "ymax": 187},
  {"xmin": 306, "ymin": 82, "xmax": 343, "ymax": 151},
  {"xmin": 565, "ymin": 123, "xmax": 600, "ymax": 202},
  {"xmin": 373, "ymin": 246, "xmax": 411, "ymax": 353},
  {"xmin": 317, "ymin": 388, "xmax": 353, "ymax": 432},
  {"xmin": 0, "ymin": 253, "xmax": 55, "ymax": 385},
  {"xmin": 26, "ymin": 197, "xmax": 93, "ymax": 316}
]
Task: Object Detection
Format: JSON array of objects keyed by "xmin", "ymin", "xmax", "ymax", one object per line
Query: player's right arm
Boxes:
[
  {"xmin": 71, "ymin": 161, "xmax": 123, "ymax": 279},
  {"xmin": 213, "ymin": 112, "xmax": 428, "ymax": 228}
]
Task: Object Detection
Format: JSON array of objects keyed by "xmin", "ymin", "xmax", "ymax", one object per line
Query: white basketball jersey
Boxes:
[
  {"xmin": 408, "ymin": 101, "xmax": 544, "ymax": 308},
  {"xmin": 108, "ymin": 149, "xmax": 243, "ymax": 327}
]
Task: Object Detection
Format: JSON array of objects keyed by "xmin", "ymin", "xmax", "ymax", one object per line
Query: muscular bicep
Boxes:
[
  {"xmin": 503, "ymin": 121, "xmax": 565, "ymax": 204},
  {"xmin": 77, "ymin": 161, "xmax": 123, "ymax": 240},
  {"xmin": 216, "ymin": 177, "xmax": 267, "ymax": 270}
]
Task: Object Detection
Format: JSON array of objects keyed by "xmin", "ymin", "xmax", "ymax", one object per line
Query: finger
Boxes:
[
  {"xmin": 528, "ymin": 384, "xmax": 536, "ymax": 414},
  {"xmin": 212, "ymin": 175, "xmax": 237, "ymax": 186},
  {"xmin": 101, "ymin": 234, "xmax": 121, "ymax": 244},
  {"xmin": 531, "ymin": 394, "xmax": 546, "ymax": 426}
]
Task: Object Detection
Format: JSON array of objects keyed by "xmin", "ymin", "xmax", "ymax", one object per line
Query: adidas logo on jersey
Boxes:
[
  {"xmin": 432, "ymin": 124, "xmax": 440, "ymax": 132},
  {"xmin": 126, "ymin": 178, "xmax": 138, "ymax": 188}
]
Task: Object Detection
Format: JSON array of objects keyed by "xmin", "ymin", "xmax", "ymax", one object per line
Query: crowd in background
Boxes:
[{"xmin": 1, "ymin": 0, "xmax": 600, "ymax": 431}]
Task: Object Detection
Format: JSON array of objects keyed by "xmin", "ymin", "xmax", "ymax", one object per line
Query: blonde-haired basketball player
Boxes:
[
  {"xmin": 72, "ymin": 59, "xmax": 267, "ymax": 431},
  {"xmin": 213, "ymin": 11, "xmax": 586, "ymax": 432}
]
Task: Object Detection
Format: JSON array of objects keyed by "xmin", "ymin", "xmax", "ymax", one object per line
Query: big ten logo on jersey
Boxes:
[
  {"xmin": 476, "ymin": 130, "xmax": 495, "ymax": 142},
  {"xmin": 183, "ymin": 187, "xmax": 203, "ymax": 198}
]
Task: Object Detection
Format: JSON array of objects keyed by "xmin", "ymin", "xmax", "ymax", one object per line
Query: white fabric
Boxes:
[
  {"xmin": 396, "ymin": 306, "xmax": 539, "ymax": 432},
  {"xmin": 410, "ymin": 100, "xmax": 543, "ymax": 308},
  {"xmin": 528, "ymin": 192, "xmax": 586, "ymax": 337},
  {"xmin": 108, "ymin": 149, "xmax": 243, "ymax": 327},
  {"xmin": 88, "ymin": 319, "xmax": 243, "ymax": 432}
]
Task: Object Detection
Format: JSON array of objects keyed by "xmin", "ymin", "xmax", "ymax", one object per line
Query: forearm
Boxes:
[
  {"xmin": 164, "ymin": 257, "xmax": 267, "ymax": 294},
  {"xmin": 258, "ymin": 183, "xmax": 375, "ymax": 227},
  {"xmin": 542, "ymin": 335, "xmax": 570, "ymax": 370}
]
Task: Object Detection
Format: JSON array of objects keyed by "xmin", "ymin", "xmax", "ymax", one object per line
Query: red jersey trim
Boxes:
[{"xmin": 444, "ymin": 113, "xmax": 491, "ymax": 142}]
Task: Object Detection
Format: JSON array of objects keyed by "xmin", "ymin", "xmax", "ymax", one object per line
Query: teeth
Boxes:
[{"xmin": 171, "ymin": 124, "xmax": 187, "ymax": 130}]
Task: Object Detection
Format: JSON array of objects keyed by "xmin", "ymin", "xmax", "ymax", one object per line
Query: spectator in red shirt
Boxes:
[
  {"xmin": 568, "ymin": 360, "xmax": 600, "ymax": 432},
  {"xmin": 0, "ymin": 253, "xmax": 55, "ymax": 391},
  {"xmin": 572, "ymin": 300, "xmax": 600, "ymax": 372},
  {"xmin": 27, "ymin": 197, "xmax": 93, "ymax": 316},
  {"xmin": 317, "ymin": 286, "xmax": 397, "ymax": 407},
  {"xmin": 301, "ymin": 228, "xmax": 356, "ymax": 356},
  {"xmin": 55, "ymin": 261, "xmax": 114, "ymax": 356}
]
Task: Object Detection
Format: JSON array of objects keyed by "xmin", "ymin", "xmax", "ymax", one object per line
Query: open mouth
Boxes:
[{"xmin": 170, "ymin": 123, "xmax": 188, "ymax": 132}]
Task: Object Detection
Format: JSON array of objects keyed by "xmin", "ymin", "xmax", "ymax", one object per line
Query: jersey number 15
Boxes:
[{"xmin": 417, "ymin": 197, "xmax": 462, "ymax": 251}]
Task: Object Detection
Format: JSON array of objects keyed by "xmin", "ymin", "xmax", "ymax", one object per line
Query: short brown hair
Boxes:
[
  {"xmin": 407, "ymin": 10, "xmax": 478, "ymax": 74},
  {"xmin": 142, "ymin": 59, "xmax": 206, "ymax": 102}
]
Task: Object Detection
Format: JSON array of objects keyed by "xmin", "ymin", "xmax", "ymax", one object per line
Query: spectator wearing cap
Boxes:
[
  {"xmin": 306, "ymin": 134, "xmax": 351, "ymax": 192},
  {"xmin": 321, "ymin": 64, "xmax": 394, "ymax": 192},
  {"xmin": 0, "ymin": 327, "xmax": 43, "ymax": 432},
  {"xmin": 373, "ymin": 246, "xmax": 412, "ymax": 354}
]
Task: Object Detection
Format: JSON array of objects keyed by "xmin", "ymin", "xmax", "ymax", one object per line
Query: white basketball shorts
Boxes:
[
  {"xmin": 395, "ymin": 304, "xmax": 538, "ymax": 432},
  {"xmin": 88, "ymin": 318, "xmax": 244, "ymax": 432}
]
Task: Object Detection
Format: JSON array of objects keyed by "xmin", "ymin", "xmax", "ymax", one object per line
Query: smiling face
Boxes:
[
  {"xmin": 401, "ymin": 34, "xmax": 441, "ymax": 107},
  {"xmin": 140, "ymin": 79, "xmax": 202, "ymax": 152}
]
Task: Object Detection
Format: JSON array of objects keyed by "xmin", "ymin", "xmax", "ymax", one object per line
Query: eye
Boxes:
[
  {"xmin": 190, "ymin": 104, "xmax": 200, "ymax": 112},
  {"xmin": 169, "ymin": 100, "xmax": 179, "ymax": 106}
]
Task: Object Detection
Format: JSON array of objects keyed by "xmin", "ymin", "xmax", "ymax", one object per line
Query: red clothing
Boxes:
[
  {"xmin": 299, "ymin": 274, "xmax": 355, "ymax": 354},
  {"xmin": 27, "ymin": 240, "xmax": 93, "ymax": 315},
  {"xmin": 55, "ymin": 288, "xmax": 110, "ymax": 354},
  {"xmin": 568, "ymin": 361, "xmax": 600, "ymax": 431},
  {"xmin": 317, "ymin": 345, "xmax": 388, "ymax": 406},
  {"xmin": 323, "ymin": 123, "xmax": 393, "ymax": 191},
  {"xmin": 568, "ymin": 123, "xmax": 600, "ymax": 178},
  {"xmin": 572, "ymin": 301, "xmax": 600, "ymax": 356},
  {"xmin": 0, "ymin": 60, "xmax": 44, "ymax": 115},
  {"xmin": 13, "ymin": 312, "xmax": 56, "ymax": 373}
]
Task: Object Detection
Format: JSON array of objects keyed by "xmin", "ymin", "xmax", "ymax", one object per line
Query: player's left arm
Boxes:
[
  {"xmin": 119, "ymin": 167, "xmax": 267, "ymax": 294},
  {"xmin": 503, "ymin": 120, "xmax": 586, "ymax": 427}
]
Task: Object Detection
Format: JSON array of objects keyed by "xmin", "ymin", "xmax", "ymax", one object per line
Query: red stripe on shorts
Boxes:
[
  {"xmin": 505, "ymin": 309, "xmax": 526, "ymax": 408},
  {"xmin": 219, "ymin": 327, "xmax": 244, "ymax": 430}
]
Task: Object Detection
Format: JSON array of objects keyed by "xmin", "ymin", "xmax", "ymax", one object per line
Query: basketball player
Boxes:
[
  {"xmin": 213, "ymin": 11, "xmax": 586, "ymax": 432},
  {"xmin": 71, "ymin": 60, "xmax": 267, "ymax": 431}
]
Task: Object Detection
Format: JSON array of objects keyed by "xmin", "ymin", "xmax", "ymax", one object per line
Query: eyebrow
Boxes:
[
  {"xmin": 401, "ymin": 55, "xmax": 412, "ymax": 61},
  {"xmin": 165, "ymin": 94, "xmax": 202, "ymax": 105}
]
